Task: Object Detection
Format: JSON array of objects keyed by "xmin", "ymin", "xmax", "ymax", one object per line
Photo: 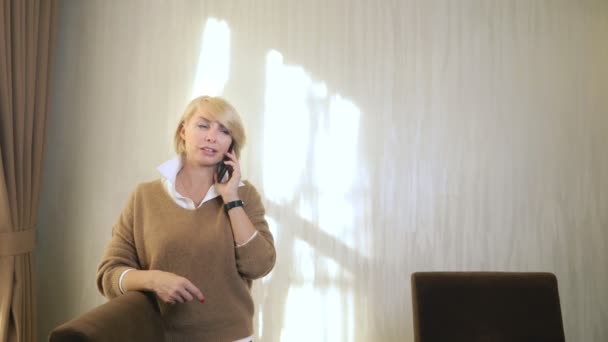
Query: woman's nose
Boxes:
[{"xmin": 205, "ymin": 127, "xmax": 218, "ymax": 142}]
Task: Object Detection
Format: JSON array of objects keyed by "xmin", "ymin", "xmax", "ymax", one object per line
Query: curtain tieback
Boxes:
[{"xmin": 0, "ymin": 227, "xmax": 36, "ymax": 256}]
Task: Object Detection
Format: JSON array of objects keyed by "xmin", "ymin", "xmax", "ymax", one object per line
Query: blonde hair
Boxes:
[{"xmin": 174, "ymin": 96, "xmax": 246, "ymax": 158}]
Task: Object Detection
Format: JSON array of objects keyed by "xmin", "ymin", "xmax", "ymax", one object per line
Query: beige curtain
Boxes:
[{"xmin": 0, "ymin": 0, "xmax": 58, "ymax": 341}]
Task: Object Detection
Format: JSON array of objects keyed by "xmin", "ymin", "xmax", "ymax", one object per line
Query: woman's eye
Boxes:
[
  {"xmin": 197, "ymin": 124, "xmax": 208, "ymax": 129},
  {"xmin": 221, "ymin": 130, "xmax": 230, "ymax": 135}
]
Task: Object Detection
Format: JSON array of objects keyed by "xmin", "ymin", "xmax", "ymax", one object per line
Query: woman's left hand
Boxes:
[{"xmin": 214, "ymin": 149, "xmax": 241, "ymax": 202}]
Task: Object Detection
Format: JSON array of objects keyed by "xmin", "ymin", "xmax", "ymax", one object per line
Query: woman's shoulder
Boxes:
[
  {"xmin": 129, "ymin": 179, "xmax": 164, "ymax": 199},
  {"xmin": 239, "ymin": 179, "xmax": 256, "ymax": 191},
  {"xmin": 239, "ymin": 180, "xmax": 263, "ymax": 201}
]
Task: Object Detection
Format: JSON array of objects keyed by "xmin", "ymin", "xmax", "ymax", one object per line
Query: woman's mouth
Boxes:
[{"xmin": 199, "ymin": 147, "xmax": 218, "ymax": 156}]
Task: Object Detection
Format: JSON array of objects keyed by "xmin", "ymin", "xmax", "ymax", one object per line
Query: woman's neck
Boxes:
[{"xmin": 177, "ymin": 159, "xmax": 215, "ymax": 193}]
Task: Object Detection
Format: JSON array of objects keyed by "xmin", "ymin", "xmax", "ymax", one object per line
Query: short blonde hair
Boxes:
[{"xmin": 174, "ymin": 96, "xmax": 246, "ymax": 158}]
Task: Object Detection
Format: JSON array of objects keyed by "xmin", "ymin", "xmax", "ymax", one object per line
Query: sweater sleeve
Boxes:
[
  {"xmin": 235, "ymin": 183, "xmax": 276, "ymax": 279},
  {"xmin": 96, "ymin": 187, "xmax": 142, "ymax": 299}
]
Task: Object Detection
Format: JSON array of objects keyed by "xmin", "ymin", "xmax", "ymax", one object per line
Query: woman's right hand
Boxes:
[{"xmin": 147, "ymin": 270, "xmax": 205, "ymax": 304}]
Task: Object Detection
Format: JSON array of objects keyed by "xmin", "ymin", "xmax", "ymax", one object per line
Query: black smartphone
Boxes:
[{"xmin": 216, "ymin": 141, "xmax": 234, "ymax": 183}]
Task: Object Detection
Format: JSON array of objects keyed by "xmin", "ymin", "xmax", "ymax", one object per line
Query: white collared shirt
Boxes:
[{"xmin": 157, "ymin": 155, "xmax": 243, "ymax": 209}]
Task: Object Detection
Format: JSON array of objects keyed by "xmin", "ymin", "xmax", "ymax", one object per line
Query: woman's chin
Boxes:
[{"xmin": 185, "ymin": 155, "xmax": 219, "ymax": 167}]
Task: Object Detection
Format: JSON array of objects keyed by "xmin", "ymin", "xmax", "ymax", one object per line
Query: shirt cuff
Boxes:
[
  {"xmin": 118, "ymin": 268, "xmax": 135, "ymax": 294},
  {"xmin": 236, "ymin": 231, "xmax": 258, "ymax": 248}
]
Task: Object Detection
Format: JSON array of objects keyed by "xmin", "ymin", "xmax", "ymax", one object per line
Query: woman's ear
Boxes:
[{"xmin": 179, "ymin": 122, "xmax": 186, "ymax": 140}]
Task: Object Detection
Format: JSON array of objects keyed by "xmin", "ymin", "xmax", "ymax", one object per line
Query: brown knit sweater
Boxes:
[{"xmin": 96, "ymin": 179, "xmax": 276, "ymax": 341}]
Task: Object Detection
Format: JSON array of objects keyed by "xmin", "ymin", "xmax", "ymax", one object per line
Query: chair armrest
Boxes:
[{"xmin": 49, "ymin": 291, "xmax": 165, "ymax": 342}]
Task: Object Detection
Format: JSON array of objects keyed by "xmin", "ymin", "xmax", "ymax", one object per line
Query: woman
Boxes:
[{"xmin": 97, "ymin": 96, "xmax": 276, "ymax": 341}]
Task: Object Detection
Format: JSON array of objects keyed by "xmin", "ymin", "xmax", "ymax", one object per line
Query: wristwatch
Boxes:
[{"xmin": 224, "ymin": 199, "xmax": 245, "ymax": 212}]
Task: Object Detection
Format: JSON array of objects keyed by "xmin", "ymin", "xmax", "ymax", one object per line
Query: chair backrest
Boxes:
[
  {"xmin": 49, "ymin": 291, "xmax": 165, "ymax": 342},
  {"xmin": 411, "ymin": 272, "xmax": 565, "ymax": 342}
]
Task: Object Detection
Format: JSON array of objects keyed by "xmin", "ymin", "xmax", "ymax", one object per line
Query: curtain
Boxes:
[{"xmin": 0, "ymin": 1, "xmax": 58, "ymax": 341}]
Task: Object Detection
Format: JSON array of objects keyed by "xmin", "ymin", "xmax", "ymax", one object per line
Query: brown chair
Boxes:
[
  {"xmin": 411, "ymin": 272, "xmax": 565, "ymax": 342},
  {"xmin": 49, "ymin": 291, "xmax": 165, "ymax": 342}
]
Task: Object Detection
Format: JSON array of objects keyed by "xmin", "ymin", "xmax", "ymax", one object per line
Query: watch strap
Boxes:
[{"xmin": 224, "ymin": 199, "xmax": 245, "ymax": 212}]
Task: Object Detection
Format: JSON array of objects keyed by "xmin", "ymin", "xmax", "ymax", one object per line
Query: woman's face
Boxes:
[{"xmin": 180, "ymin": 110, "xmax": 233, "ymax": 167}]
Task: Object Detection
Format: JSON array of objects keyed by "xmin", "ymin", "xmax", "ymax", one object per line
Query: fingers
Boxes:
[
  {"xmin": 225, "ymin": 149, "xmax": 237, "ymax": 161},
  {"xmin": 178, "ymin": 287, "xmax": 194, "ymax": 302},
  {"xmin": 166, "ymin": 288, "xmax": 188, "ymax": 303},
  {"xmin": 223, "ymin": 160, "xmax": 240, "ymax": 175},
  {"xmin": 184, "ymin": 282, "xmax": 205, "ymax": 302},
  {"xmin": 223, "ymin": 151, "xmax": 239, "ymax": 169},
  {"xmin": 215, "ymin": 160, "xmax": 241, "ymax": 190},
  {"xmin": 169, "ymin": 295, "xmax": 184, "ymax": 304},
  {"xmin": 222, "ymin": 160, "xmax": 238, "ymax": 170},
  {"xmin": 165, "ymin": 290, "xmax": 202, "ymax": 304},
  {"xmin": 157, "ymin": 274, "xmax": 205, "ymax": 304}
]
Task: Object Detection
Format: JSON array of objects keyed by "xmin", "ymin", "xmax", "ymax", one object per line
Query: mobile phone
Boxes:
[{"xmin": 216, "ymin": 141, "xmax": 234, "ymax": 183}]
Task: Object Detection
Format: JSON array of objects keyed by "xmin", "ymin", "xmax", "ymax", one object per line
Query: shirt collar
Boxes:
[
  {"xmin": 157, "ymin": 156, "xmax": 244, "ymax": 203},
  {"xmin": 157, "ymin": 156, "xmax": 183, "ymax": 184}
]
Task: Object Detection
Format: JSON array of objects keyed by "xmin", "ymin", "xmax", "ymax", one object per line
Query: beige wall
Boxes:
[{"xmin": 37, "ymin": 0, "xmax": 608, "ymax": 341}]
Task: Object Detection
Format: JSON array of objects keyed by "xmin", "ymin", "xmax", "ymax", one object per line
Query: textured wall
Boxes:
[{"xmin": 37, "ymin": 1, "xmax": 607, "ymax": 341}]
